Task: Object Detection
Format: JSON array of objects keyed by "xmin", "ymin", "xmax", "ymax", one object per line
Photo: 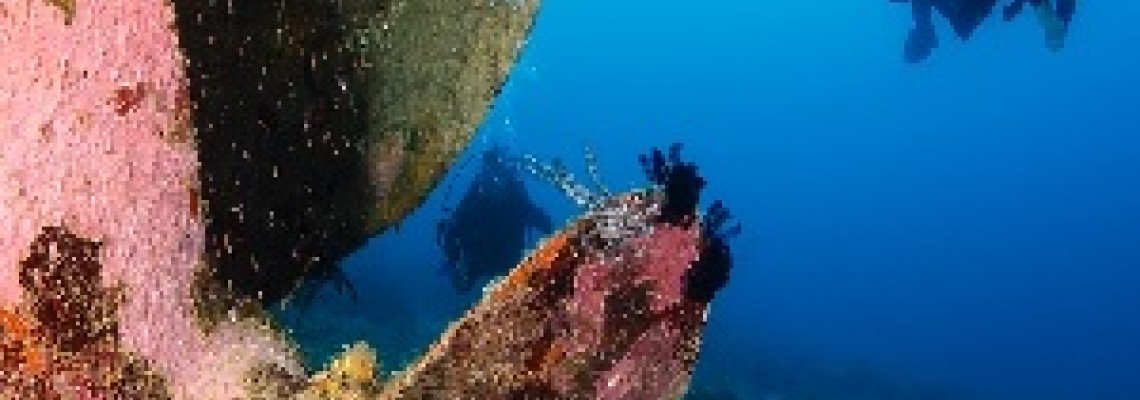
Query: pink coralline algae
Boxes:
[{"xmin": 0, "ymin": 1, "xmax": 300, "ymax": 398}]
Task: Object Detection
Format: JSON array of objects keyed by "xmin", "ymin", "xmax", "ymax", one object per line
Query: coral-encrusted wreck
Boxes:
[
  {"xmin": 1, "ymin": 0, "xmax": 735, "ymax": 398},
  {"xmin": 377, "ymin": 145, "xmax": 738, "ymax": 399}
]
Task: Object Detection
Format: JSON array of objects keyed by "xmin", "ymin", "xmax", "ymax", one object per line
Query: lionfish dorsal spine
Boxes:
[
  {"xmin": 521, "ymin": 153, "xmax": 598, "ymax": 208},
  {"xmin": 520, "ymin": 144, "xmax": 623, "ymax": 210},
  {"xmin": 584, "ymin": 145, "xmax": 611, "ymax": 200}
]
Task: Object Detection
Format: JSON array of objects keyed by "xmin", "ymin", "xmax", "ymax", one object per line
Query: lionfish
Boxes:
[{"xmin": 381, "ymin": 144, "xmax": 740, "ymax": 399}]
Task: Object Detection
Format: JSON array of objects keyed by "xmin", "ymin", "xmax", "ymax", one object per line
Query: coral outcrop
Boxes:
[
  {"xmin": 0, "ymin": 2, "xmax": 302, "ymax": 398},
  {"xmin": 294, "ymin": 342, "xmax": 382, "ymax": 399},
  {"xmin": 1, "ymin": 226, "xmax": 169, "ymax": 399},
  {"xmin": 376, "ymin": 146, "xmax": 737, "ymax": 399}
]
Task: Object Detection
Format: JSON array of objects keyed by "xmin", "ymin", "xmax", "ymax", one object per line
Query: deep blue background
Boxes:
[{"xmin": 295, "ymin": 1, "xmax": 1140, "ymax": 399}]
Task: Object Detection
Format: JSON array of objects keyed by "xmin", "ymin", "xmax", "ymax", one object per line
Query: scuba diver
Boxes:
[
  {"xmin": 436, "ymin": 143, "xmax": 553, "ymax": 292},
  {"xmin": 895, "ymin": 0, "xmax": 1078, "ymax": 62},
  {"xmin": 894, "ymin": 0, "xmax": 999, "ymax": 63},
  {"xmin": 1003, "ymin": 0, "xmax": 1077, "ymax": 50}
]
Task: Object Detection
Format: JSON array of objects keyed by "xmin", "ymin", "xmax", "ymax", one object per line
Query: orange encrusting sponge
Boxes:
[{"xmin": 0, "ymin": 307, "xmax": 46, "ymax": 376}]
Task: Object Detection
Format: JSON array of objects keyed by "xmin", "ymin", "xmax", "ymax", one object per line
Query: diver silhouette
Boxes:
[
  {"xmin": 894, "ymin": 0, "xmax": 1078, "ymax": 62},
  {"xmin": 436, "ymin": 144, "xmax": 553, "ymax": 292}
]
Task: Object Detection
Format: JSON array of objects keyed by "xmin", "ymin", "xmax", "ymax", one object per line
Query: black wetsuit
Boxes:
[
  {"xmin": 936, "ymin": 0, "xmax": 999, "ymax": 39},
  {"xmin": 901, "ymin": 0, "xmax": 1000, "ymax": 62}
]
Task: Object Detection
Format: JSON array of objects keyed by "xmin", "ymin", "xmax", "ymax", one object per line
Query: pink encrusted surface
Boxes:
[
  {"xmin": 546, "ymin": 221, "xmax": 703, "ymax": 397},
  {"xmin": 633, "ymin": 223, "xmax": 702, "ymax": 313},
  {"xmin": 0, "ymin": 0, "xmax": 193, "ymax": 306},
  {"xmin": 0, "ymin": 2, "xmax": 300, "ymax": 398},
  {"xmin": 565, "ymin": 223, "xmax": 701, "ymax": 351},
  {"xmin": 596, "ymin": 316, "xmax": 696, "ymax": 400},
  {"xmin": 589, "ymin": 224, "xmax": 704, "ymax": 400}
]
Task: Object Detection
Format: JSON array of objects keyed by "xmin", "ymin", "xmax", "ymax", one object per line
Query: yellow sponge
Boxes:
[{"xmin": 295, "ymin": 342, "xmax": 381, "ymax": 399}]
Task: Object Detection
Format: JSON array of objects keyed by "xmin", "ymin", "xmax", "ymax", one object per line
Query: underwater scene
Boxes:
[{"xmin": 1, "ymin": 0, "xmax": 1137, "ymax": 399}]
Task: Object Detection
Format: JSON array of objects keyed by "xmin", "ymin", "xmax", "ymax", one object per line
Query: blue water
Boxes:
[{"xmin": 291, "ymin": 1, "xmax": 1140, "ymax": 399}]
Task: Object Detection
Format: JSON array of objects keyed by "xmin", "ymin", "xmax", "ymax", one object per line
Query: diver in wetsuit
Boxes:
[
  {"xmin": 1003, "ymin": 0, "xmax": 1077, "ymax": 50},
  {"xmin": 896, "ymin": 0, "xmax": 999, "ymax": 62},
  {"xmin": 897, "ymin": 0, "xmax": 1078, "ymax": 62}
]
